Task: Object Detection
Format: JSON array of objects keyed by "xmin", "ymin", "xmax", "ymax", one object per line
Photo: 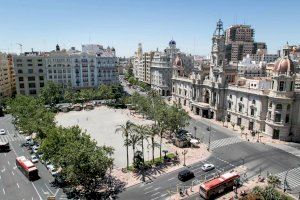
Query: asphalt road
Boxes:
[
  {"xmin": 0, "ymin": 115, "xmax": 67, "ymax": 200},
  {"xmin": 117, "ymin": 115, "xmax": 300, "ymax": 200}
]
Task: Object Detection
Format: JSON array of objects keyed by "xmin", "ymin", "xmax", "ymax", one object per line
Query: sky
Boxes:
[{"xmin": 0, "ymin": 0, "xmax": 299, "ymax": 57}]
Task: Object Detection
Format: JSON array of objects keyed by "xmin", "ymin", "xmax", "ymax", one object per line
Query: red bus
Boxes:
[
  {"xmin": 199, "ymin": 172, "xmax": 240, "ymax": 199},
  {"xmin": 16, "ymin": 156, "xmax": 39, "ymax": 181}
]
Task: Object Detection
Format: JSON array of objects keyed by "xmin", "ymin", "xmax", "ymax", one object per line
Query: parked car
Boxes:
[
  {"xmin": 47, "ymin": 164, "xmax": 59, "ymax": 176},
  {"xmin": 31, "ymin": 154, "xmax": 39, "ymax": 163},
  {"xmin": 201, "ymin": 163, "xmax": 215, "ymax": 172},
  {"xmin": 0, "ymin": 129, "xmax": 6, "ymax": 135},
  {"xmin": 178, "ymin": 169, "xmax": 194, "ymax": 182},
  {"xmin": 32, "ymin": 145, "xmax": 39, "ymax": 153}
]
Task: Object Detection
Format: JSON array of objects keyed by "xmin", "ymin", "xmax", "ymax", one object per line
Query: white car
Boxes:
[
  {"xmin": 31, "ymin": 155, "xmax": 39, "ymax": 163},
  {"xmin": 0, "ymin": 129, "xmax": 6, "ymax": 135},
  {"xmin": 47, "ymin": 164, "xmax": 59, "ymax": 176},
  {"xmin": 201, "ymin": 163, "xmax": 215, "ymax": 172},
  {"xmin": 32, "ymin": 145, "xmax": 39, "ymax": 153}
]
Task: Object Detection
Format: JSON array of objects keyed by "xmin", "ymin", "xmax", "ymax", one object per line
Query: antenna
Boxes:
[{"xmin": 16, "ymin": 43, "xmax": 23, "ymax": 54}]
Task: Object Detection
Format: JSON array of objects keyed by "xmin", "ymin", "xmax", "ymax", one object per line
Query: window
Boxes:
[
  {"xmin": 18, "ymin": 69, "xmax": 23, "ymax": 74},
  {"xmin": 28, "ymin": 76, "xmax": 35, "ymax": 81},
  {"xmin": 28, "ymin": 69, "xmax": 33, "ymax": 73},
  {"xmin": 276, "ymin": 104, "xmax": 282, "ymax": 110},
  {"xmin": 252, "ymin": 100, "xmax": 256, "ymax": 104},
  {"xmin": 19, "ymin": 83, "xmax": 24, "ymax": 88},
  {"xmin": 285, "ymin": 114, "xmax": 290, "ymax": 123},
  {"xmin": 29, "ymin": 83, "xmax": 36, "ymax": 88},
  {"xmin": 38, "ymin": 64, "xmax": 43, "ymax": 66},
  {"xmin": 29, "ymin": 90, "xmax": 36, "ymax": 95},
  {"xmin": 269, "ymin": 102, "xmax": 272, "ymax": 108},
  {"xmin": 39, "ymin": 76, "xmax": 44, "ymax": 81},
  {"xmin": 228, "ymin": 102, "xmax": 232, "ymax": 109},
  {"xmin": 19, "ymin": 77, "xmax": 24, "ymax": 81},
  {"xmin": 290, "ymin": 81, "xmax": 294, "ymax": 91},
  {"xmin": 40, "ymin": 82, "xmax": 44, "ymax": 87},
  {"xmin": 39, "ymin": 69, "xmax": 43, "ymax": 73},
  {"xmin": 250, "ymin": 108, "xmax": 255, "ymax": 116},
  {"xmin": 279, "ymin": 81, "xmax": 284, "ymax": 91},
  {"xmin": 240, "ymin": 97, "xmax": 243, "ymax": 101},
  {"xmin": 27, "ymin": 59, "xmax": 32, "ymax": 62},
  {"xmin": 268, "ymin": 111, "xmax": 271, "ymax": 119},
  {"xmin": 275, "ymin": 114, "xmax": 281, "ymax": 122},
  {"xmin": 237, "ymin": 118, "xmax": 241, "ymax": 126},
  {"xmin": 287, "ymin": 104, "xmax": 291, "ymax": 110},
  {"xmin": 239, "ymin": 105, "xmax": 243, "ymax": 112},
  {"xmin": 229, "ymin": 94, "xmax": 232, "ymax": 99}
]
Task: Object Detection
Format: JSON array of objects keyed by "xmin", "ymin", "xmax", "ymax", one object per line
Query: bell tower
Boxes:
[{"xmin": 210, "ymin": 19, "xmax": 226, "ymax": 85}]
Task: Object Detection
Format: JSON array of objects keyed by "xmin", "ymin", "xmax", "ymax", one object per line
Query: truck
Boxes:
[{"xmin": 0, "ymin": 142, "xmax": 10, "ymax": 152}]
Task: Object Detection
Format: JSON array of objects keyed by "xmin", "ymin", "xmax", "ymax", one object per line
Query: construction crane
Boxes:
[{"xmin": 16, "ymin": 43, "xmax": 23, "ymax": 54}]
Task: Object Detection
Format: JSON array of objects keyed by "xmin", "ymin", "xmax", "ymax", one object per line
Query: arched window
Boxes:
[
  {"xmin": 279, "ymin": 81, "xmax": 285, "ymax": 91},
  {"xmin": 229, "ymin": 94, "xmax": 232, "ymax": 99},
  {"xmin": 290, "ymin": 81, "xmax": 294, "ymax": 91},
  {"xmin": 17, "ymin": 69, "xmax": 23, "ymax": 73},
  {"xmin": 240, "ymin": 97, "xmax": 243, "ymax": 101},
  {"xmin": 276, "ymin": 104, "xmax": 282, "ymax": 110},
  {"xmin": 252, "ymin": 100, "xmax": 256, "ymax": 104}
]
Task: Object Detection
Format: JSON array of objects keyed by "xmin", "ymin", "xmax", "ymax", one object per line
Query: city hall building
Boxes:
[{"xmin": 172, "ymin": 20, "xmax": 300, "ymax": 142}]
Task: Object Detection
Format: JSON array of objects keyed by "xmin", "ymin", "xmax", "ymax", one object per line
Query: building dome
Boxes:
[
  {"xmin": 111, "ymin": 47, "xmax": 115, "ymax": 51},
  {"xmin": 274, "ymin": 57, "xmax": 294, "ymax": 74},
  {"xmin": 169, "ymin": 39, "xmax": 176, "ymax": 45}
]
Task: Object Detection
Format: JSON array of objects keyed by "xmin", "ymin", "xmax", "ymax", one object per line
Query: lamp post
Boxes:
[
  {"xmin": 234, "ymin": 179, "xmax": 238, "ymax": 199},
  {"xmin": 194, "ymin": 126, "xmax": 197, "ymax": 138},
  {"xmin": 207, "ymin": 125, "xmax": 212, "ymax": 151},
  {"xmin": 182, "ymin": 150, "xmax": 188, "ymax": 166}
]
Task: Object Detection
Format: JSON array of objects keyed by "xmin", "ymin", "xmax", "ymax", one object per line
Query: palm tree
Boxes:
[
  {"xmin": 240, "ymin": 125, "xmax": 245, "ymax": 137},
  {"xmin": 128, "ymin": 132, "xmax": 142, "ymax": 162},
  {"xmin": 133, "ymin": 124, "xmax": 150, "ymax": 163},
  {"xmin": 231, "ymin": 122, "xmax": 236, "ymax": 130},
  {"xmin": 148, "ymin": 125, "xmax": 159, "ymax": 163},
  {"xmin": 115, "ymin": 120, "xmax": 134, "ymax": 169}
]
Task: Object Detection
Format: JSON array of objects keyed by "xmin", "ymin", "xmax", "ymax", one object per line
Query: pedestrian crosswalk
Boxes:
[
  {"xmin": 0, "ymin": 134, "xmax": 26, "ymax": 143},
  {"xmin": 210, "ymin": 136, "xmax": 243, "ymax": 150},
  {"xmin": 276, "ymin": 167, "xmax": 300, "ymax": 189}
]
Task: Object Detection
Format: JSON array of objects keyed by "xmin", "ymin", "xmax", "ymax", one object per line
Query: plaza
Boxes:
[{"xmin": 55, "ymin": 106, "xmax": 166, "ymax": 168}]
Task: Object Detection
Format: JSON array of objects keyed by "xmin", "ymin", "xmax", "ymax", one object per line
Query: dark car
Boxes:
[{"xmin": 178, "ymin": 169, "xmax": 194, "ymax": 182}]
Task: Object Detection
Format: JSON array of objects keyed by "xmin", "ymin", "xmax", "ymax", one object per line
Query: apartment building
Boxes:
[{"xmin": 0, "ymin": 53, "xmax": 15, "ymax": 97}]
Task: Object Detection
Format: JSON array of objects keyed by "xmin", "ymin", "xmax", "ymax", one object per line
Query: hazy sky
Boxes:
[{"xmin": 0, "ymin": 0, "xmax": 299, "ymax": 57}]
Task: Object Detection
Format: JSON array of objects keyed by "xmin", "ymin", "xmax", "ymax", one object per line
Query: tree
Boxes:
[
  {"xmin": 231, "ymin": 122, "xmax": 236, "ymax": 130},
  {"xmin": 240, "ymin": 125, "xmax": 245, "ymax": 136},
  {"xmin": 98, "ymin": 85, "xmax": 114, "ymax": 100},
  {"xmin": 40, "ymin": 81, "xmax": 63, "ymax": 108},
  {"xmin": 115, "ymin": 120, "xmax": 134, "ymax": 169},
  {"xmin": 128, "ymin": 132, "xmax": 141, "ymax": 162},
  {"xmin": 40, "ymin": 126, "xmax": 114, "ymax": 194},
  {"xmin": 133, "ymin": 124, "xmax": 150, "ymax": 163},
  {"xmin": 267, "ymin": 175, "xmax": 281, "ymax": 188},
  {"xmin": 165, "ymin": 104, "xmax": 190, "ymax": 137},
  {"xmin": 148, "ymin": 125, "xmax": 159, "ymax": 163},
  {"xmin": 221, "ymin": 119, "xmax": 225, "ymax": 127}
]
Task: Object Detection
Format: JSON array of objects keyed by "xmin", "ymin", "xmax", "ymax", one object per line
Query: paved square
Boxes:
[{"xmin": 55, "ymin": 106, "xmax": 167, "ymax": 168}]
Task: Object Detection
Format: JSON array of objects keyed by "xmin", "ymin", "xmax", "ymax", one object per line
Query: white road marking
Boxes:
[
  {"xmin": 144, "ymin": 187, "xmax": 161, "ymax": 194},
  {"xmin": 167, "ymin": 177, "xmax": 175, "ymax": 181},
  {"xmin": 7, "ymin": 161, "xmax": 10, "ymax": 165},
  {"xmin": 54, "ymin": 189, "xmax": 60, "ymax": 196},
  {"xmin": 4, "ymin": 153, "xmax": 6, "ymax": 157},
  {"xmin": 45, "ymin": 183, "xmax": 54, "ymax": 195},
  {"xmin": 1, "ymin": 167, "xmax": 5, "ymax": 172},
  {"xmin": 17, "ymin": 182, "xmax": 20, "ymax": 188},
  {"xmin": 160, "ymin": 193, "xmax": 168, "ymax": 197},
  {"xmin": 12, "ymin": 171, "xmax": 15, "ymax": 176},
  {"xmin": 151, "ymin": 196, "xmax": 161, "ymax": 200},
  {"xmin": 151, "ymin": 192, "xmax": 160, "ymax": 196},
  {"xmin": 3, "ymin": 188, "xmax": 5, "ymax": 195},
  {"xmin": 31, "ymin": 182, "xmax": 42, "ymax": 200},
  {"xmin": 144, "ymin": 185, "xmax": 153, "ymax": 190}
]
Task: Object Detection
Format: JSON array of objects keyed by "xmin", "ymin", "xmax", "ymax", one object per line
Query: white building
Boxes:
[
  {"xmin": 172, "ymin": 20, "xmax": 300, "ymax": 142},
  {"xmin": 238, "ymin": 55, "xmax": 266, "ymax": 77}
]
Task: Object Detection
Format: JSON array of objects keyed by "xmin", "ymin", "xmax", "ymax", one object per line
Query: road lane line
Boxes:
[
  {"xmin": 31, "ymin": 182, "xmax": 42, "ymax": 200},
  {"xmin": 1, "ymin": 167, "xmax": 5, "ymax": 172},
  {"xmin": 12, "ymin": 171, "xmax": 15, "ymax": 176},
  {"xmin": 3, "ymin": 188, "xmax": 5, "ymax": 195},
  {"xmin": 151, "ymin": 192, "xmax": 160, "ymax": 196},
  {"xmin": 45, "ymin": 183, "xmax": 54, "ymax": 195},
  {"xmin": 7, "ymin": 161, "xmax": 10, "ymax": 165},
  {"xmin": 167, "ymin": 177, "xmax": 175, "ymax": 181},
  {"xmin": 151, "ymin": 196, "xmax": 161, "ymax": 200},
  {"xmin": 9, "ymin": 141, "xmax": 18, "ymax": 157},
  {"xmin": 160, "ymin": 193, "xmax": 168, "ymax": 197},
  {"xmin": 144, "ymin": 186, "xmax": 153, "ymax": 190},
  {"xmin": 144, "ymin": 187, "xmax": 161, "ymax": 194},
  {"xmin": 54, "ymin": 189, "xmax": 60, "ymax": 196},
  {"xmin": 17, "ymin": 182, "xmax": 20, "ymax": 188}
]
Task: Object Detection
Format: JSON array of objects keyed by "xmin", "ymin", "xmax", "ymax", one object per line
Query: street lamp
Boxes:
[
  {"xmin": 193, "ymin": 126, "xmax": 197, "ymax": 138},
  {"xmin": 207, "ymin": 125, "xmax": 212, "ymax": 151},
  {"xmin": 182, "ymin": 150, "xmax": 188, "ymax": 166}
]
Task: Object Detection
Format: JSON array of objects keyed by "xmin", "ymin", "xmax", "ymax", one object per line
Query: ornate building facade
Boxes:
[{"xmin": 172, "ymin": 20, "xmax": 300, "ymax": 142}]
